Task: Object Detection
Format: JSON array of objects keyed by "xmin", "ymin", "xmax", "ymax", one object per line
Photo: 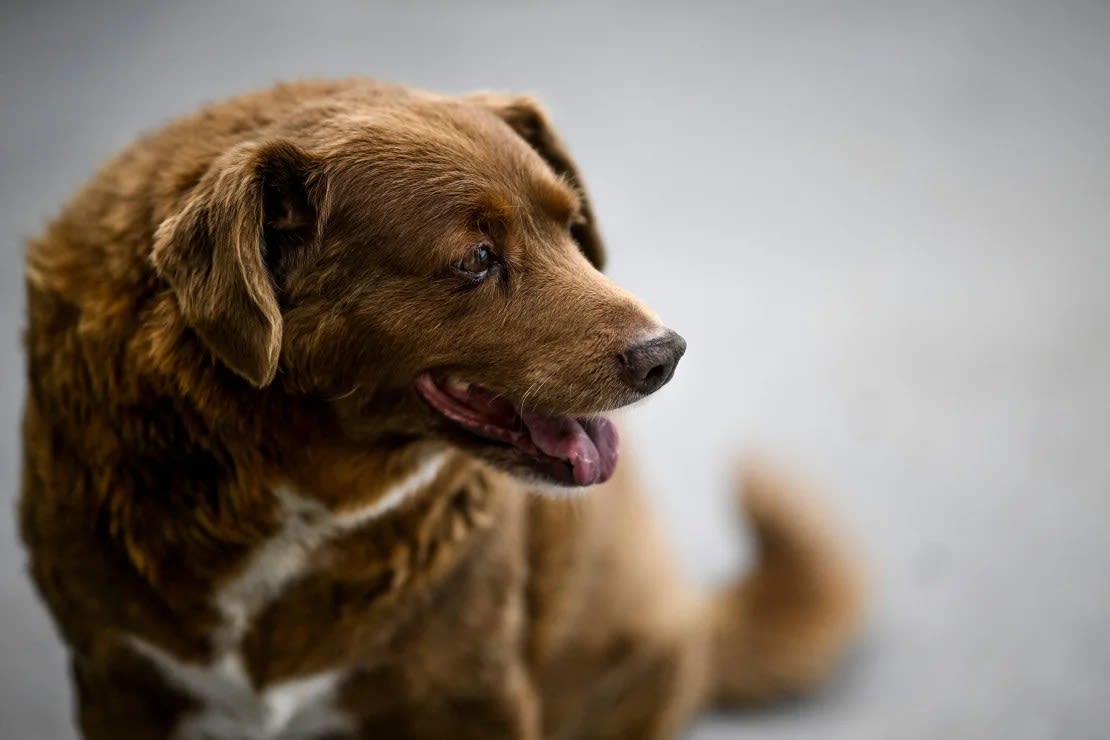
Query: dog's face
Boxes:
[{"xmin": 153, "ymin": 93, "xmax": 684, "ymax": 487}]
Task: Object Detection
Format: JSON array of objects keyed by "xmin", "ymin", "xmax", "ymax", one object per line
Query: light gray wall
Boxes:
[{"xmin": 2, "ymin": 1, "xmax": 1108, "ymax": 738}]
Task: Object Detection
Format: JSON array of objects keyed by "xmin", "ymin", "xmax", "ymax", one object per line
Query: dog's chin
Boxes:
[
  {"xmin": 414, "ymin": 373, "xmax": 620, "ymax": 489},
  {"xmin": 462, "ymin": 444, "xmax": 601, "ymax": 492}
]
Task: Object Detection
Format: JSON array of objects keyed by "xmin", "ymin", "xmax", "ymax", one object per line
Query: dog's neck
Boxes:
[
  {"xmin": 268, "ymin": 432, "xmax": 449, "ymax": 512},
  {"xmin": 98, "ymin": 370, "xmax": 473, "ymax": 604}
]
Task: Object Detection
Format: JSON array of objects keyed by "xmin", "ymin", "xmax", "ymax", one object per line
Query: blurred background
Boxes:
[{"xmin": 2, "ymin": 1, "xmax": 1108, "ymax": 738}]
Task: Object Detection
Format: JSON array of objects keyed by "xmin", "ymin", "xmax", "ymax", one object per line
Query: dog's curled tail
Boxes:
[{"xmin": 705, "ymin": 460, "xmax": 866, "ymax": 707}]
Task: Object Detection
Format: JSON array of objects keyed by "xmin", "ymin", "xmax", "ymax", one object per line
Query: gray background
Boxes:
[{"xmin": 2, "ymin": 1, "xmax": 1108, "ymax": 738}]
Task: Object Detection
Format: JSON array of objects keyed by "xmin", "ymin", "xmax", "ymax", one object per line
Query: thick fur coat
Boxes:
[{"xmin": 21, "ymin": 78, "xmax": 863, "ymax": 739}]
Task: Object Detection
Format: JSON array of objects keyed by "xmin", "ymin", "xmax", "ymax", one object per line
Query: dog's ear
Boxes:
[
  {"xmin": 470, "ymin": 93, "xmax": 606, "ymax": 270},
  {"xmin": 152, "ymin": 140, "xmax": 317, "ymax": 387}
]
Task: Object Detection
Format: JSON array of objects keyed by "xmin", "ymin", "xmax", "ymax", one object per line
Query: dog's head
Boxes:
[{"xmin": 153, "ymin": 91, "xmax": 684, "ymax": 488}]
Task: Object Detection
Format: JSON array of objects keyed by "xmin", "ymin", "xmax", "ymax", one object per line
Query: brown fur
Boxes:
[{"xmin": 21, "ymin": 78, "xmax": 864, "ymax": 739}]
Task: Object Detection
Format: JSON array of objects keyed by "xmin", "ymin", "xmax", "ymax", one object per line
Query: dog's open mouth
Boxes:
[{"xmin": 415, "ymin": 373, "xmax": 619, "ymax": 487}]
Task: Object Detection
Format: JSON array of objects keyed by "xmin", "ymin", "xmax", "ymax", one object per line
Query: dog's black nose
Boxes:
[{"xmin": 619, "ymin": 330, "xmax": 687, "ymax": 395}]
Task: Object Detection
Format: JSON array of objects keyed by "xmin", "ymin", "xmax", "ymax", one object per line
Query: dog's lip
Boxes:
[
  {"xmin": 414, "ymin": 373, "xmax": 620, "ymax": 487},
  {"xmin": 416, "ymin": 374, "xmax": 531, "ymax": 449}
]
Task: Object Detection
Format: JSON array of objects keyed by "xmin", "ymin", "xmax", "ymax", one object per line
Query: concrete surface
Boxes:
[{"xmin": 2, "ymin": 1, "xmax": 1108, "ymax": 738}]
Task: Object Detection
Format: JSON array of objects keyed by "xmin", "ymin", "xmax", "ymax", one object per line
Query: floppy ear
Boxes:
[
  {"xmin": 470, "ymin": 93, "xmax": 606, "ymax": 270},
  {"xmin": 152, "ymin": 140, "xmax": 317, "ymax": 387}
]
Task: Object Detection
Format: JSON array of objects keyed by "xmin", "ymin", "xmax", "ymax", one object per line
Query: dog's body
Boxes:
[{"xmin": 21, "ymin": 79, "xmax": 862, "ymax": 739}]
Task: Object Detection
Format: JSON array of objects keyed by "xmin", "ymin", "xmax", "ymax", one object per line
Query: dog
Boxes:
[{"xmin": 21, "ymin": 78, "xmax": 864, "ymax": 739}]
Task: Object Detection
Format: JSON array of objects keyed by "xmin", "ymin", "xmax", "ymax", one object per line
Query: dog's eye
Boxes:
[{"xmin": 454, "ymin": 242, "xmax": 497, "ymax": 280}]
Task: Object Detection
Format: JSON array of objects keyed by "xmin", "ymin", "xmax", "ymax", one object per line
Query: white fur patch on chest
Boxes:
[
  {"xmin": 130, "ymin": 453, "xmax": 447, "ymax": 739},
  {"xmin": 129, "ymin": 645, "xmax": 349, "ymax": 740}
]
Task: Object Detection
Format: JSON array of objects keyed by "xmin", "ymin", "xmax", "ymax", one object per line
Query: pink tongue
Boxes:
[
  {"xmin": 435, "ymin": 377, "xmax": 620, "ymax": 486},
  {"xmin": 520, "ymin": 411, "xmax": 620, "ymax": 486}
]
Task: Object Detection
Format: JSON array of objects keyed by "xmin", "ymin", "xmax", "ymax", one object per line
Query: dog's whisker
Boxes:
[
  {"xmin": 329, "ymin": 384, "xmax": 360, "ymax": 401},
  {"xmin": 518, "ymin": 376, "xmax": 550, "ymax": 419}
]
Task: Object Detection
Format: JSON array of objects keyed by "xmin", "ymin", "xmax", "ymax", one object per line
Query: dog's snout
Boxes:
[{"xmin": 618, "ymin": 330, "xmax": 686, "ymax": 395}]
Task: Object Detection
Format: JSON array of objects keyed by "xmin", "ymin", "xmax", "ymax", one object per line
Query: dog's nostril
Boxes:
[
  {"xmin": 619, "ymin": 329, "xmax": 686, "ymax": 395},
  {"xmin": 643, "ymin": 363, "xmax": 666, "ymax": 386}
]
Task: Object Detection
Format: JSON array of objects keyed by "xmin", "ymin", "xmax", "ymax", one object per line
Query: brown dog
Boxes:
[{"xmin": 21, "ymin": 78, "xmax": 863, "ymax": 739}]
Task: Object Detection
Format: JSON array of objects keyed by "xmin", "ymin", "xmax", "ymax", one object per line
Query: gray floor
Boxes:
[{"xmin": 2, "ymin": 1, "xmax": 1109, "ymax": 738}]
